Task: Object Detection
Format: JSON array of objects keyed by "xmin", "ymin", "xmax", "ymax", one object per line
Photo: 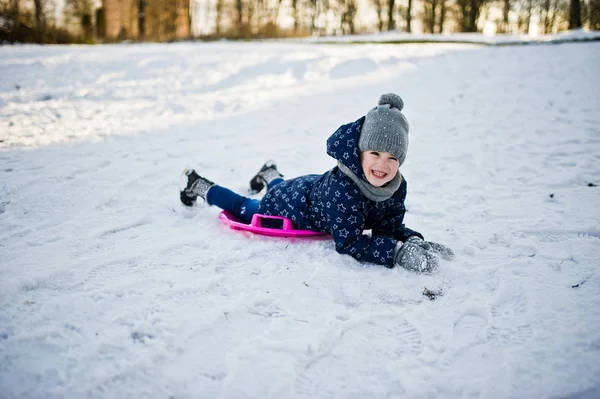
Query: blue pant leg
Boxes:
[{"xmin": 206, "ymin": 185, "xmax": 259, "ymax": 224}]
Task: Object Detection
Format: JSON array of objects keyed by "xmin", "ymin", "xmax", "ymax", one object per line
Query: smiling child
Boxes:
[{"xmin": 180, "ymin": 93, "xmax": 453, "ymax": 273}]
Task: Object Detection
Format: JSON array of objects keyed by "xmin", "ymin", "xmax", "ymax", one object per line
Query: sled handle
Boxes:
[{"xmin": 250, "ymin": 214, "xmax": 294, "ymax": 230}]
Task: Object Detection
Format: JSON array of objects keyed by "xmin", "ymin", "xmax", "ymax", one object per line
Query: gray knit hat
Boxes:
[{"xmin": 359, "ymin": 93, "xmax": 409, "ymax": 165}]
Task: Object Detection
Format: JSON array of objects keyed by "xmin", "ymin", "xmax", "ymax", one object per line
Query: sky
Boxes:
[{"xmin": 1, "ymin": 32, "xmax": 600, "ymax": 398}]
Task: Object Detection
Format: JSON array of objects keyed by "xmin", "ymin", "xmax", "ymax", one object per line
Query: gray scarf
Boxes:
[{"xmin": 337, "ymin": 161, "xmax": 401, "ymax": 202}]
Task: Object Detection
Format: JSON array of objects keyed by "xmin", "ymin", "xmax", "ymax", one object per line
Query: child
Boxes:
[{"xmin": 180, "ymin": 93, "xmax": 453, "ymax": 273}]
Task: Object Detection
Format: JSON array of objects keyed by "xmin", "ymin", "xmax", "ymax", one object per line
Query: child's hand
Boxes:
[
  {"xmin": 394, "ymin": 241, "xmax": 439, "ymax": 274},
  {"xmin": 426, "ymin": 241, "xmax": 454, "ymax": 261},
  {"xmin": 407, "ymin": 236, "xmax": 455, "ymax": 261}
]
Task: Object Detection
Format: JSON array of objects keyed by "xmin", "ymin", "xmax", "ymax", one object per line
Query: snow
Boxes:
[
  {"xmin": 1, "ymin": 34, "xmax": 600, "ymax": 398},
  {"xmin": 305, "ymin": 28, "xmax": 600, "ymax": 45}
]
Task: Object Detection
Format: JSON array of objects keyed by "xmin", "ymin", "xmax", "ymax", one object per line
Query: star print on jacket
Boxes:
[{"xmin": 257, "ymin": 117, "xmax": 422, "ymax": 268}]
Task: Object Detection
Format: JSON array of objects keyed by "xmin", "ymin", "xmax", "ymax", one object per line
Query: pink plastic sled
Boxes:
[{"xmin": 218, "ymin": 211, "xmax": 327, "ymax": 238}]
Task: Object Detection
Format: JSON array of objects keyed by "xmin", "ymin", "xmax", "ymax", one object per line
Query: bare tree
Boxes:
[
  {"xmin": 232, "ymin": 0, "xmax": 256, "ymax": 36},
  {"xmin": 372, "ymin": 0, "xmax": 385, "ymax": 31},
  {"xmin": 438, "ymin": 0, "xmax": 447, "ymax": 32},
  {"xmin": 0, "ymin": 0, "xmax": 10, "ymax": 15},
  {"xmin": 306, "ymin": 0, "xmax": 331, "ymax": 35},
  {"xmin": 539, "ymin": 0, "xmax": 561, "ymax": 33},
  {"xmin": 423, "ymin": 0, "xmax": 437, "ymax": 33},
  {"xmin": 34, "ymin": 0, "xmax": 45, "ymax": 42},
  {"xmin": 497, "ymin": 0, "xmax": 512, "ymax": 33},
  {"xmin": 525, "ymin": 0, "xmax": 534, "ymax": 33},
  {"xmin": 0, "ymin": 0, "xmax": 20, "ymax": 42},
  {"xmin": 569, "ymin": 0, "xmax": 582, "ymax": 27},
  {"xmin": 246, "ymin": 0, "xmax": 256, "ymax": 35},
  {"xmin": 422, "ymin": 0, "xmax": 447, "ymax": 33},
  {"xmin": 164, "ymin": 0, "xmax": 180, "ymax": 40},
  {"xmin": 0, "ymin": 0, "xmax": 19, "ymax": 23},
  {"xmin": 590, "ymin": 0, "xmax": 600, "ymax": 29},
  {"xmin": 455, "ymin": 0, "xmax": 488, "ymax": 31},
  {"xmin": 406, "ymin": 0, "xmax": 413, "ymax": 32},
  {"xmin": 143, "ymin": 0, "xmax": 190, "ymax": 41},
  {"xmin": 387, "ymin": 0, "xmax": 396, "ymax": 30},
  {"xmin": 145, "ymin": 1, "xmax": 159, "ymax": 39},
  {"xmin": 291, "ymin": 0, "xmax": 300, "ymax": 33},
  {"xmin": 339, "ymin": 0, "xmax": 357, "ymax": 34},
  {"xmin": 255, "ymin": 0, "xmax": 284, "ymax": 36},
  {"xmin": 63, "ymin": 0, "xmax": 94, "ymax": 40},
  {"xmin": 138, "ymin": 0, "xmax": 146, "ymax": 39},
  {"xmin": 235, "ymin": 0, "xmax": 243, "ymax": 26},
  {"xmin": 214, "ymin": 0, "xmax": 225, "ymax": 35}
]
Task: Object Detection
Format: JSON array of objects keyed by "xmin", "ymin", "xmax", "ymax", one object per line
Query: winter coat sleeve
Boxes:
[
  {"xmin": 372, "ymin": 179, "xmax": 424, "ymax": 242},
  {"xmin": 328, "ymin": 189, "xmax": 398, "ymax": 268}
]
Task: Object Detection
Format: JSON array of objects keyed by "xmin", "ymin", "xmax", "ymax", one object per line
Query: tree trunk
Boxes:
[
  {"xmin": 569, "ymin": 0, "xmax": 582, "ymax": 28},
  {"xmin": 438, "ymin": 0, "xmax": 446, "ymax": 33},
  {"xmin": 468, "ymin": 0, "xmax": 478, "ymax": 31},
  {"xmin": 165, "ymin": 0, "xmax": 179, "ymax": 40},
  {"xmin": 8, "ymin": 0, "xmax": 19, "ymax": 42},
  {"xmin": 387, "ymin": 0, "xmax": 396, "ymax": 30},
  {"xmin": 406, "ymin": 0, "xmax": 412, "ymax": 32},
  {"xmin": 590, "ymin": 0, "xmax": 600, "ymax": 29},
  {"xmin": 500, "ymin": 0, "xmax": 511, "ymax": 33},
  {"xmin": 431, "ymin": 0, "xmax": 437, "ymax": 34},
  {"xmin": 292, "ymin": 0, "xmax": 299, "ymax": 33},
  {"xmin": 372, "ymin": 0, "xmax": 384, "ymax": 31},
  {"xmin": 339, "ymin": 0, "xmax": 357, "ymax": 34},
  {"xmin": 526, "ymin": 0, "xmax": 533, "ymax": 34},
  {"xmin": 34, "ymin": 0, "xmax": 44, "ymax": 43},
  {"xmin": 215, "ymin": 0, "xmax": 224, "ymax": 35},
  {"xmin": 310, "ymin": 0, "xmax": 317, "ymax": 34},
  {"xmin": 347, "ymin": 0, "xmax": 357, "ymax": 34},
  {"xmin": 138, "ymin": 0, "xmax": 146, "ymax": 39},
  {"xmin": 550, "ymin": 0, "xmax": 560, "ymax": 31},
  {"xmin": 459, "ymin": 0, "xmax": 486, "ymax": 32},
  {"xmin": 236, "ymin": 0, "xmax": 243, "ymax": 26},
  {"xmin": 457, "ymin": 0, "xmax": 468, "ymax": 31},
  {"xmin": 542, "ymin": 0, "xmax": 551, "ymax": 33},
  {"xmin": 247, "ymin": 0, "xmax": 255, "ymax": 35},
  {"xmin": 380, "ymin": 3, "xmax": 385, "ymax": 31}
]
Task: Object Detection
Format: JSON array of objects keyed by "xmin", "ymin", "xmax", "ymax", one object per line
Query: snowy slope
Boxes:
[
  {"xmin": 1, "ymin": 39, "xmax": 600, "ymax": 398},
  {"xmin": 305, "ymin": 28, "xmax": 600, "ymax": 45}
]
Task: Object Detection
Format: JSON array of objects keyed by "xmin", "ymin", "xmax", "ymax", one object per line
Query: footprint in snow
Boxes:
[
  {"xmin": 83, "ymin": 260, "xmax": 135, "ymax": 291},
  {"xmin": 294, "ymin": 316, "xmax": 421, "ymax": 397},
  {"xmin": 490, "ymin": 291, "xmax": 528, "ymax": 318},
  {"xmin": 486, "ymin": 290, "xmax": 533, "ymax": 347},
  {"xmin": 453, "ymin": 312, "xmax": 488, "ymax": 344},
  {"xmin": 438, "ymin": 311, "xmax": 488, "ymax": 368},
  {"xmin": 486, "ymin": 324, "xmax": 533, "ymax": 347}
]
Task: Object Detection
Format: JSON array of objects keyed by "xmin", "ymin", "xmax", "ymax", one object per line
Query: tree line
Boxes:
[
  {"xmin": 194, "ymin": 0, "xmax": 598, "ymax": 37},
  {"xmin": 0, "ymin": 0, "xmax": 95, "ymax": 43},
  {"xmin": 1, "ymin": 0, "xmax": 598, "ymax": 44}
]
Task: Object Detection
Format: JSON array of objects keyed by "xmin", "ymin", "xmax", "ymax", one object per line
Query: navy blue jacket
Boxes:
[{"xmin": 257, "ymin": 117, "xmax": 422, "ymax": 267}]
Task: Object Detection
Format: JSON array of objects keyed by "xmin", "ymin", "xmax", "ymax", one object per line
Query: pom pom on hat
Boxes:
[
  {"xmin": 359, "ymin": 93, "xmax": 410, "ymax": 165},
  {"xmin": 378, "ymin": 93, "xmax": 404, "ymax": 110}
]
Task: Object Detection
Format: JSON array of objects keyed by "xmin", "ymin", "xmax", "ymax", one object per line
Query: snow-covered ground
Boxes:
[
  {"xmin": 1, "ymin": 36, "xmax": 599, "ymax": 398},
  {"xmin": 306, "ymin": 28, "xmax": 600, "ymax": 45}
]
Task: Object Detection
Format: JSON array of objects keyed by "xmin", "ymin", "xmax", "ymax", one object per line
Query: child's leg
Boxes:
[
  {"xmin": 266, "ymin": 178, "xmax": 284, "ymax": 191},
  {"xmin": 206, "ymin": 185, "xmax": 259, "ymax": 224}
]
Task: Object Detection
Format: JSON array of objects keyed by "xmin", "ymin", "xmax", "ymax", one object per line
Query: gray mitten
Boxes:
[
  {"xmin": 426, "ymin": 241, "xmax": 454, "ymax": 261},
  {"xmin": 394, "ymin": 240, "xmax": 439, "ymax": 274},
  {"xmin": 407, "ymin": 236, "xmax": 455, "ymax": 261}
]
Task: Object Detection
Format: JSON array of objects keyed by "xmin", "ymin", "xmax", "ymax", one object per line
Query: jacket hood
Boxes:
[{"xmin": 326, "ymin": 116, "xmax": 367, "ymax": 180}]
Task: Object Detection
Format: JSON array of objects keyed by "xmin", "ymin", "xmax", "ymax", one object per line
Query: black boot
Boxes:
[
  {"xmin": 179, "ymin": 169, "xmax": 215, "ymax": 206},
  {"xmin": 248, "ymin": 160, "xmax": 284, "ymax": 194}
]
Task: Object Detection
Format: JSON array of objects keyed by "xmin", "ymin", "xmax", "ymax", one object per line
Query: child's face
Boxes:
[{"xmin": 360, "ymin": 150, "xmax": 400, "ymax": 187}]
